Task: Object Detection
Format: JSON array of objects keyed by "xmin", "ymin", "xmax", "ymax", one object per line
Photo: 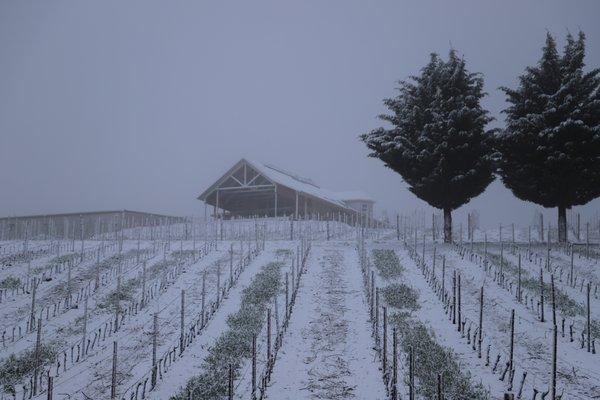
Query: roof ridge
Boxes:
[{"xmin": 262, "ymin": 163, "xmax": 320, "ymax": 188}]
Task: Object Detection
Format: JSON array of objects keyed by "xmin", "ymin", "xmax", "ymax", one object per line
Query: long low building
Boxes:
[
  {"xmin": 198, "ymin": 158, "xmax": 375, "ymax": 221},
  {"xmin": 0, "ymin": 210, "xmax": 183, "ymax": 241}
]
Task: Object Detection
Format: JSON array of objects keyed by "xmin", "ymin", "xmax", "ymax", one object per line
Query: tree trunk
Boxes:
[
  {"xmin": 444, "ymin": 208, "xmax": 452, "ymax": 244},
  {"xmin": 558, "ymin": 206, "xmax": 567, "ymax": 244}
]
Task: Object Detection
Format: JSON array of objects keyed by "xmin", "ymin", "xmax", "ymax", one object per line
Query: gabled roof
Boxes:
[
  {"xmin": 245, "ymin": 159, "xmax": 349, "ymax": 208},
  {"xmin": 198, "ymin": 159, "xmax": 373, "ymax": 211}
]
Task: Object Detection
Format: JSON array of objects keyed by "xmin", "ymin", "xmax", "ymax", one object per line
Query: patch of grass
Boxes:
[
  {"xmin": 170, "ymin": 249, "xmax": 196, "ymax": 260},
  {"xmin": 0, "ymin": 276, "xmax": 21, "ymax": 290},
  {"xmin": 381, "ymin": 283, "xmax": 420, "ymax": 311},
  {"xmin": 383, "ymin": 280, "xmax": 489, "ymax": 400},
  {"xmin": 372, "ymin": 249, "xmax": 404, "ymax": 279},
  {"xmin": 49, "ymin": 253, "xmax": 78, "ymax": 265},
  {"xmin": 97, "ymin": 279, "xmax": 136, "ymax": 313},
  {"xmin": 389, "ymin": 313, "xmax": 489, "ymax": 400},
  {"xmin": 485, "ymin": 252, "xmax": 522, "ymax": 278},
  {"xmin": 0, "ymin": 343, "xmax": 58, "ymax": 394},
  {"xmin": 520, "ymin": 277, "xmax": 585, "ymax": 317},
  {"xmin": 275, "ymin": 249, "xmax": 291, "ymax": 258},
  {"xmin": 173, "ymin": 261, "xmax": 283, "ymax": 400}
]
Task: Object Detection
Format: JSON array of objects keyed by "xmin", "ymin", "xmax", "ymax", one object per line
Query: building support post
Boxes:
[
  {"xmin": 274, "ymin": 186, "xmax": 278, "ymax": 218},
  {"xmin": 215, "ymin": 189, "xmax": 219, "ymax": 218},
  {"xmin": 295, "ymin": 191, "xmax": 299, "ymax": 220}
]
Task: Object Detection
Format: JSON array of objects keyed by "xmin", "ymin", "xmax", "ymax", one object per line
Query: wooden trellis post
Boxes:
[
  {"xmin": 228, "ymin": 363, "xmax": 234, "ymax": 400},
  {"xmin": 47, "ymin": 375, "xmax": 53, "ymax": 400},
  {"xmin": 30, "ymin": 280, "xmax": 37, "ymax": 332},
  {"xmin": 142, "ymin": 261, "xmax": 147, "ymax": 308},
  {"xmin": 229, "ymin": 244, "xmax": 234, "ymax": 287},
  {"xmin": 587, "ymin": 283, "xmax": 591, "ymax": 353},
  {"xmin": 517, "ymin": 254, "xmax": 522, "ymax": 303},
  {"xmin": 392, "ymin": 327, "xmax": 398, "ymax": 400},
  {"xmin": 551, "ymin": 324, "xmax": 557, "ymax": 400},
  {"xmin": 252, "ymin": 334, "xmax": 257, "ymax": 399},
  {"xmin": 478, "ymin": 287, "xmax": 483, "ymax": 358},
  {"xmin": 452, "ymin": 271, "xmax": 457, "ymax": 325},
  {"xmin": 267, "ymin": 308, "xmax": 272, "ymax": 364},
  {"xmin": 509, "ymin": 309, "xmax": 515, "ymax": 371},
  {"xmin": 540, "ymin": 268, "xmax": 545, "ymax": 322},
  {"xmin": 457, "ymin": 273, "xmax": 462, "ymax": 332},
  {"xmin": 151, "ymin": 314, "xmax": 158, "ymax": 388},
  {"xmin": 441, "ymin": 256, "xmax": 446, "ymax": 299},
  {"xmin": 201, "ymin": 272, "xmax": 206, "ymax": 327},
  {"xmin": 285, "ymin": 273, "xmax": 289, "ymax": 318},
  {"xmin": 82, "ymin": 296, "xmax": 88, "ymax": 357},
  {"xmin": 111, "ymin": 341, "xmax": 118, "ymax": 399},
  {"xmin": 409, "ymin": 345, "xmax": 415, "ymax": 400},
  {"xmin": 180, "ymin": 290, "xmax": 185, "ymax": 355},
  {"xmin": 382, "ymin": 306, "xmax": 388, "ymax": 375},
  {"xmin": 33, "ymin": 318, "xmax": 42, "ymax": 395}
]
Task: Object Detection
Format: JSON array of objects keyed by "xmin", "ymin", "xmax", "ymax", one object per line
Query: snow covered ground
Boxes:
[{"xmin": 0, "ymin": 220, "xmax": 598, "ymax": 400}]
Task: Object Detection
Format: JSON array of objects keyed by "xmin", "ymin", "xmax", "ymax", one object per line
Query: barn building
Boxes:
[{"xmin": 198, "ymin": 159, "xmax": 375, "ymax": 222}]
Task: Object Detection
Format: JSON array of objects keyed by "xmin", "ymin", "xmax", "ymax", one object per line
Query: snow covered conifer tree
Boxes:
[
  {"xmin": 498, "ymin": 32, "xmax": 600, "ymax": 243},
  {"xmin": 361, "ymin": 51, "xmax": 495, "ymax": 243}
]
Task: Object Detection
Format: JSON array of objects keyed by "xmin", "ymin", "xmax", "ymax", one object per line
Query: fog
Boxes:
[{"xmin": 1, "ymin": 0, "xmax": 599, "ymax": 227}]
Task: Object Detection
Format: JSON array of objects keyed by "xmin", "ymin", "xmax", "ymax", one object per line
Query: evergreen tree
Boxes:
[
  {"xmin": 361, "ymin": 51, "xmax": 495, "ymax": 243},
  {"xmin": 498, "ymin": 32, "xmax": 600, "ymax": 243}
]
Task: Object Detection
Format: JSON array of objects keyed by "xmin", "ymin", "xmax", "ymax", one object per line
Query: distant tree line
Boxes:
[{"xmin": 361, "ymin": 31, "xmax": 600, "ymax": 243}]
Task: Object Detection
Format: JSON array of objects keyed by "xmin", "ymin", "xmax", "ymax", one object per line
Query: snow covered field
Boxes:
[{"xmin": 0, "ymin": 219, "xmax": 598, "ymax": 399}]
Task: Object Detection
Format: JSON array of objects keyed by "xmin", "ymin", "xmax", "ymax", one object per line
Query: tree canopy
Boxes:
[
  {"xmin": 497, "ymin": 32, "xmax": 600, "ymax": 241},
  {"xmin": 361, "ymin": 50, "xmax": 495, "ymax": 241}
]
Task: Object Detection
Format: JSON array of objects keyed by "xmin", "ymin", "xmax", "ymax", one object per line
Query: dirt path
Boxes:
[{"xmin": 268, "ymin": 241, "xmax": 385, "ymax": 400}]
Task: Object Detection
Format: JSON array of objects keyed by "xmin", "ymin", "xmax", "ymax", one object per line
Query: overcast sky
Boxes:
[{"xmin": 1, "ymin": 0, "xmax": 599, "ymax": 228}]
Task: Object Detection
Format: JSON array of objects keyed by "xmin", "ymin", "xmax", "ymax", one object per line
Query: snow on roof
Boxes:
[
  {"xmin": 199, "ymin": 158, "xmax": 375, "ymax": 210},
  {"xmin": 245, "ymin": 159, "xmax": 351, "ymax": 209}
]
